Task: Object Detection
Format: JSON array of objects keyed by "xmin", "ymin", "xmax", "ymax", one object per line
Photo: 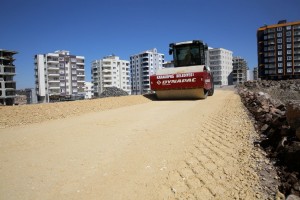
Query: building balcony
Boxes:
[
  {"xmin": 48, "ymin": 73, "xmax": 60, "ymax": 77},
  {"xmin": 77, "ymin": 80, "xmax": 85, "ymax": 82},
  {"xmin": 103, "ymin": 79, "xmax": 112, "ymax": 83},
  {"xmin": 77, "ymin": 73, "xmax": 85, "ymax": 77},
  {"xmin": 103, "ymin": 74, "xmax": 112, "ymax": 77},
  {"xmin": 48, "ymin": 79, "xmax": 60, "ymax": 83},
  {"xmin": 47, "ymin": 60, "xmax": 59, "ymax": 64},
  {"xmin": 143, "ymin": 66, "xmax": 149, "ymax": 71},
  {"xmin": 49, "ymin": 91, "xmax": 60, "ymax": 95},
  {"xmin": 49, "ymin": 85, "xmax": 60, "ymax": 89},
  {"xmin": 103, "ymin": 84, "xmax": 113, "ymax": 87},
  {"xmin": 77, "ymin": 67, "xmax": 84, "ymax": 71},
  {"xmin": 102, "ymin": 68, "xmax": 111, "ymax": 72},
  {"xmin": 48, "ymin": 66, "xmax": 59, "ymax": 70}
]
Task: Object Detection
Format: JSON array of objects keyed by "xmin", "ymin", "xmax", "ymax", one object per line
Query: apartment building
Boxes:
[
  {"xmin": 253, "ymin": 67, "xmax": 258, "ymax": 80},
  {"xmin": 84, "ymin": 82, "xmax": 93, "ymax": 99},
  {"xmin": 130, "ymin": 48, "xmax": 164, "ymax": 95},
  {"xmin": 257, "ymin": 20, "xmax": 300, "ymax": 79},
  {"xmin": 0, "ymin": 49, "xmax": 18, "ymax": 105},
  {"xmin": 91, "ymin": 55, "xmax": 130, "ymax": 96},
  {"xmin": 206, "ymin": 48, "xmax": 233, "ymax": 86},
  {"xmin": 162, "ymin": 61, "xmax": 174, "ymax": 68},
  {"xmin": 232, "ymin": 56, "xmax": 248, "ymax": 84},
  {"xmin": 34, "ymin": 50, "xmax": 85, "ymax": 103}
]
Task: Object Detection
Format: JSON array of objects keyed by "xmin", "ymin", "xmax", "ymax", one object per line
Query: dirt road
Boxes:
[{"xmin": 0, "ymin": 90, "xmax": 264, "ymax": 199}]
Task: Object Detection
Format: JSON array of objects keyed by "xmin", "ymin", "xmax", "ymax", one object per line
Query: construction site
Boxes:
[{"xmin": 1, "ymin": 84, "xmax": 299, "ymax": 200}]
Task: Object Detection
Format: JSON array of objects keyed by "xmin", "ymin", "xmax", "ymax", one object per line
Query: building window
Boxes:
[
  {"xmin": 287, "ymin": 44, "xmax": 292, "ymax": 49},
  {"xmin": 278, "ymin": 51, "xmax": 282, "ymax": 55},
  {"xmin": 278, "ymin": 57, "xmax": 282, "ymax": 61},
  {"xmin": 287, "ymin": 62, "xmax": 292, "ymax": 66},
  {"xmin": 277, "ymin": 27, "xmax": 282, "ymax": 31},
  {"xmin": 278, "ymin": 45, "xmax": 282, "ymax": 49},
  {"xmin": 287, "ymin": 37, "xmax": 291, "ymax": 42},
  {"xmin": 287, "ymin": 56, "xmax": 292, "ymax": 60},
  {"xmin": 277, "ymin": 32, "xmax": 282, "ymax": 37},
  {"xmin": 278, "ymin": 69, "xmax": 283, "ymax": 73},
  {"xmin": 278, "ymin": 63, "xmax": 283, "ymax": 68},
  {"xmin": 286, "ymin": 31, "xmax": 291, "ymax": 36},
  {"xmin": 287, "ymin": 50, "xmax": 292, "ymax": 54},
  {"xmin": 286, "ymin": 26, "xmax": 291, "ymax": 30},
  {"xmin": 277, "ymin": 38, "xmax": 282, "ymax": 43},
  {"xmin": 287, "ymin": 68, "xmax": 292, "ymax": 73}
]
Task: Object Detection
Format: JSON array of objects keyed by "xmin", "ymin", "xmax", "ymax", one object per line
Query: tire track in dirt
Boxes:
[{"xmin": 164, "ymin": 93, "xmax": 262, "ymax": 200}]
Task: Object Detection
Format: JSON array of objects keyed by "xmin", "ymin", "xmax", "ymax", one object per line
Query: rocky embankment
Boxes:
[{"xmin": 237, "ymin": 80, "xmax": 300, "ymax": 199}]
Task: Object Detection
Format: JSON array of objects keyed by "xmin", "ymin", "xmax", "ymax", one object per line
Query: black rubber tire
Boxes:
[
  {"xmin": 208, "ymin": 77, "xmax": 214, "ymax": 96},
  {"xmin": 203, "ymin": 89, "xmax": 208, "ymax": 99}
]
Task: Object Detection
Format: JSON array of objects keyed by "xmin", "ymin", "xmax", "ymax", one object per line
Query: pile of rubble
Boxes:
[
  {"xmin": 237, "ymin": 80, "xmax": 300, "ymax": 199},
  {"xmin": 98, "ymin": 87, "xmax": 129, "ymax": 98}
]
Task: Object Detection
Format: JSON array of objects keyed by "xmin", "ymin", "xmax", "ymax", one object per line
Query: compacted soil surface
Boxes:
[{"xmin": 0, "ymin": 90, "xmax": 275, "ymax": 199}]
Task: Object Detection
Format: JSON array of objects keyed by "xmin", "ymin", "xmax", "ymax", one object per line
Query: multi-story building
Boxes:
[
  {"xmin": 253, "ymin": 67, "xmax": 258, "ymax": 80},
  {"xmin": 130, "ymin": 48, "xmax": 164, "ymax": 95},
  {"xmin": 0, "ymin": 49, "xmax": 18, "ymax": 105},
  {"xmin": 257, "ymin": 20, "xmax": 300, "ymax": 79},
  {"xmin": 162, "ymin": 61, "xmax": 174, "ymax": 68},
  {"xmin": 92, "ymin": 55, "xmax": 130, "ymax": 96},
  {"xmin": 84, "ymin": 82, "xmax": 93, "ymax": 99},
  {"xmin": 206, "ymin": 48, "xmax": 233, "ymax": 86},
  {"xmin": 34, "ymin": 50, "xmax": 85, "ymax": 103},
  {"xmin": 232, "ymin": 56, "xmax": 248, "ymax": 84}
]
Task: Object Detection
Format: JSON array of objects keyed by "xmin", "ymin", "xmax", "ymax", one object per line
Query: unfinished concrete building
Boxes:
[
  {"xmin": 232, "ymin": 56, "xmax": 248, "ymax": 84},
  {"xmin": 0, "ymin": 49, "xmax": 18, "ymax": 105}
]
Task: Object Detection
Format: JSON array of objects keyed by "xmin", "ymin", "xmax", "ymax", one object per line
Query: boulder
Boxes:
[
  {"xmin": 286, "ymin": 101, "xmax": 300, "ymax": 130},
  {"xmin": 286, "ymin": 194, "xmax": 300, "ymax": 200}
]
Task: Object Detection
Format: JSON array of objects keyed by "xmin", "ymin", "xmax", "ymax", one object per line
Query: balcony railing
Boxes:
[{"xmin": 48, "ymin": 78, "xmax": 60, "ymax": 82}]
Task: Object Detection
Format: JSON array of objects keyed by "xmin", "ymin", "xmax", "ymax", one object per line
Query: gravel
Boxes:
[{"xmin": 98, "ymin": 87, "xmax": 129, "ymax": 98}]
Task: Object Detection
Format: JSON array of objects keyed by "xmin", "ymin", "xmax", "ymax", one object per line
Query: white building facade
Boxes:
[
  {"xmin": 130, "ymin": 48, "xmax": 164, "ymax": 95},
  {"xmin": 34, "ymin": 50, "xmax": 85, "ymax": 103},
  {"xmin": 91, "ymin": 55, "xmax": 130, "ymax": 96},
  {"xmin": 84, "ymin": 82, "xmax": 93, "ymax": 99},
  {"xmin": 206, "ymin": 48, "xmax": 233, "ymax": 86}
]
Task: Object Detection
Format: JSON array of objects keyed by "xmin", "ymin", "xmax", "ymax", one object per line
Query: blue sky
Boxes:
[{"xmin": 1, "ymin": 0, "xmax": 299, "ymax": 89}]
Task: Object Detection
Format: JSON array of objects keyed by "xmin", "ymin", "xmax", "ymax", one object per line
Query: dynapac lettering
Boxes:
[{"xmin": 162, "ymin": 78, "xmax": 196, "ymax": 85}]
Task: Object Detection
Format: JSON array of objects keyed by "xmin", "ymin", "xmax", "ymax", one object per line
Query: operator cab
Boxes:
[{"xmin": 169, "ymin": 40, "xmax": 208, "ymax": 68}]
